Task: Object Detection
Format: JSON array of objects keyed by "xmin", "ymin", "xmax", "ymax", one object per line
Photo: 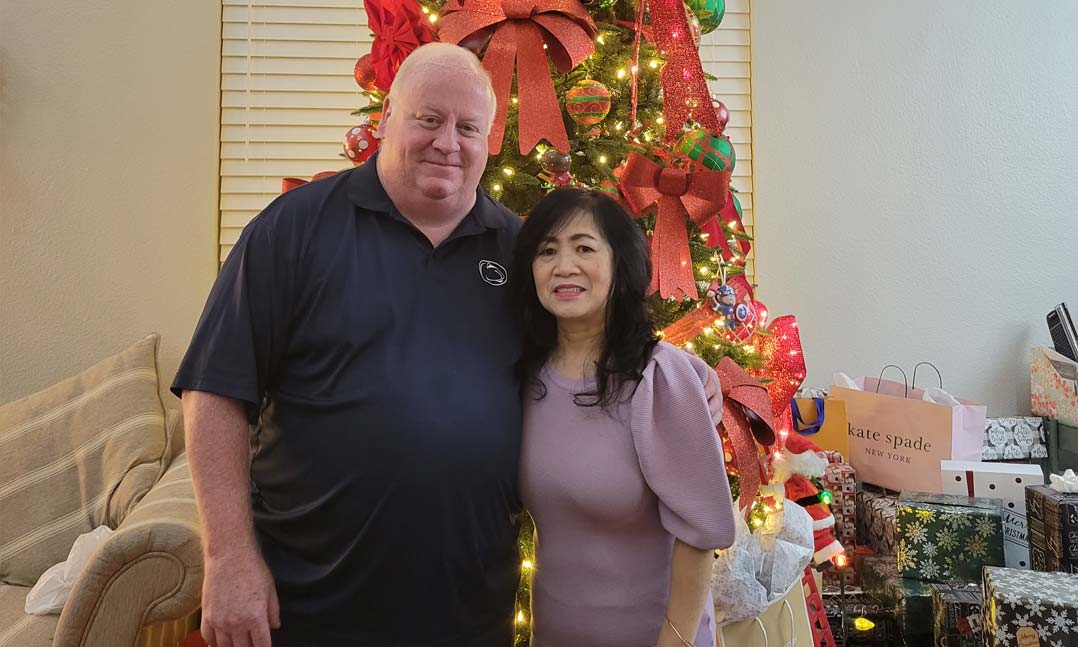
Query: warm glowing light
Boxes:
[
  {"xmin": 751, "ymin": 517, "xmax": 764, "ymax": 528},
  {"xmin": 597, "ymin": 35, "xmax": 606, "ymax": 45},
  {"xmin": 598, "ymin": 155, "xmax": 608, "ymax": 164},
  {"xmin": 502, "ymin": 167, "xmax": 514, "ymax": 176},
  {"xmin": 421, "ymin": 6, "xmax": 430, "ymax": 13},
  {"xmin": 492, "ymin": 184, "xmax": 502, "ymax": 192},
  {"xmin": 649, "ymin": 59, "xmax": 659, "ymax": 69},
  {"xmin": 853, "ymin": 617, "xmax": 875, "ymax": 632},
  {"xmin": 522, "ymin": 559, "xmax": 533, "ymax": 570},
  {"xmin": 698, "ymin": 266, "xmax": 710, "ymax": 275},
  {"xmin": 630, "ymin": 65, "xmax": 639, "ymax": 74},
  {"xmin": 516, "ymin": 611, "xmax": 527, "ymax": 624},
  {"xmin": 428, "ymin": 13, "xmax": 438, "ymax": 23},
  {"xmin": 685, "ymin": 342, "xmax": 694, "ymax": 350},
  {"xmin": 656, "ymin": 116, "xmax": 664, "ymax": 124},
  {"xmin": 512, "ymin": 97, "xmax": 519, "ymax": 104},
  {"xmin": 617, "ymin": 69, "xmax": 627, "ymax": 79},
  {"xmin": 834, "ymin": 554, "xmax": 849, "ymax": 569}
]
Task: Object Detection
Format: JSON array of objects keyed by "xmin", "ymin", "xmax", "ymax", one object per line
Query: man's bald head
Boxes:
[{"xmin": 387, "ymin": 43, "xmax": 497, "ymax": 134}]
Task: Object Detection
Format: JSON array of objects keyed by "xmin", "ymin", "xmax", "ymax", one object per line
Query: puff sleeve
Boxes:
[{"xmin": 630, "ymin": 343, "xmax": 737, "ymax": 550}]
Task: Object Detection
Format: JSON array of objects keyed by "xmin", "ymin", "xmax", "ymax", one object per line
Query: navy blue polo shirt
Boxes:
[{"xmin": 172, "ymin": 155, "xmax": 523, "ymax": 646}]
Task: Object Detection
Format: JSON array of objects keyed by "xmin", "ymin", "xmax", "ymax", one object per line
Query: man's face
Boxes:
[{"xmin": 378, "ymin": 70, "xmax": 492, "ymax": 205}]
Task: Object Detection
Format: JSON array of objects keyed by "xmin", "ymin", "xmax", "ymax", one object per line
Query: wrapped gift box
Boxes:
[
  {"xmin": 859, "ymin": 556, "xmax": 933, "ymax": 642},
  {"xmin": 982, "ymin": 416, "xmax": 1048, "ymax": 461},
  {"xmin": 1031, "ymin": 346, "xmax": 1078, "ymax": 427},
  {"xmin": 940, "ymin": 460, "xmax": 1044, "ymax": 569},
  {"xmin": 895, "ymin": 491, "xmax": 1004, "ymax": 582},
  {"xmin": 982, "ymin": 566, "xmax": 1078, "ymax": 647},
  {"xmin": 1026, "ymin": 483, "xmax": 1078, "ymax": 574},
  {"xmin": 822, "ymin": 451, "xmax": 857, "ymax": 585},
  {"xmin": 856, "ymin": 487, "xmax": 898, "ymax": 557},
  {"xmin": 931, "ymin": 582, "xmax": 982, "ymax": 647}
]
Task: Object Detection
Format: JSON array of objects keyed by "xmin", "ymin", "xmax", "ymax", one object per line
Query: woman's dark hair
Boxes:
[{"xmin": 508, "ymin": 187, "xmax": 659, "ymax": 408}]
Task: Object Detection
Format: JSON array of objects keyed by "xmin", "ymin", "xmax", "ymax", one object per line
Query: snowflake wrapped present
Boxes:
[
  {"xmin": 982, "ymin": 566, "xmax": 1078, "ymax": 647},
  {"xmin": 895, "ymin": 491, "xmax": 1005, "ymax": 582},
  {"xmin": 931, "ymin": 581, "xmax": 983, "ymax": 647}
]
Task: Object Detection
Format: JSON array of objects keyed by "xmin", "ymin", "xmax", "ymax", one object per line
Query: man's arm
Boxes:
[{"xmin": 183, "ymin": 390, "xmax": 280, "ymax": 647}]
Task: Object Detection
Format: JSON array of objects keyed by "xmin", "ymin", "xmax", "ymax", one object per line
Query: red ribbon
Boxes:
[
  {"xmin": 700, "ymin": 190, "xmax": 752, "ymax": 262},
  {"xmin": 437, "ymin": 0, "xmax": 596, "ymax": 154},
  {"xmin": 280, "ymin": 171, "xmax": 337, "ymax": 194},
  {"xmin": 648, "ymin": 0, "xmax": 720, "ymax": 139},
  {"xmin": 619, "ymin": 152, "xmax": 730, "ymax": 300},
  {"xmin": 716, "ymin": 356, "xmax": 776, "ymax": 513},
  {"xmin": 751, "ymin": 314, "xmax": 806, "ymax": 424},
  {"xmin": 366, "ymin": 0, "xmax": 436, "ymax": 91}
]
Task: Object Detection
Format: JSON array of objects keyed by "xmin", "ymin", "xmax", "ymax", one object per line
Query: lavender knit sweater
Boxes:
[{"xmin": 520, "ymin": 342, "xmax": 737, "ymax": 647}]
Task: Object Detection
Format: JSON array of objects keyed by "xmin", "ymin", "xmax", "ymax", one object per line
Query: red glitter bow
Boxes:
[
  {"xmin": 437, "ymin": 0, "xmax": 596, "ymax": 154},
  {"xmin": 366, "ymin": 0, "xmax": 435, "ymax": 91},
  {"xmin": 280, "ymin": 171, "xmax": 337, "ymax": 194},
  {"xmin": 619, "ymin": 152, "xmax": 730, "ymax": 300},
  {"xmin": 715, "ymin": 356, "xmax": 776, "ymax": 513},
  {"xmin": 647, "ymin": 0, "xmax": 720, "ymax": 138},
  {"xmin": 700, "ymin": 190, "xmax": 752, "ymax": 262},
  {"xmin": 751, "ymin": 315, "xmax": 806, "ymax": 429}
]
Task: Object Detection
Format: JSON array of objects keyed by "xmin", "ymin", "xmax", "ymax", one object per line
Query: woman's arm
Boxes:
[{"xmin": 656, "ymin": 539, "xmax": 713, "ymax": 647}]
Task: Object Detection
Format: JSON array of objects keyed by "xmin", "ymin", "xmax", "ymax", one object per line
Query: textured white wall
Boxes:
[
  {"xmin": 0, "ymin": 1, "xmax": 220, "ymax": 407},
  {"xmin": 752, "ymin": 2, "xmax": 1078, "ymax": 414}
]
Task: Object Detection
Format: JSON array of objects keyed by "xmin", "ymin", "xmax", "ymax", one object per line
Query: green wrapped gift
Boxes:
[
  {"xmin": 896, "ymin": 491, "xmax": 1004, "ymax": 582},
  {"xmin": 859, "ymin": 556, "xmax": 933, "ymax": 641}
]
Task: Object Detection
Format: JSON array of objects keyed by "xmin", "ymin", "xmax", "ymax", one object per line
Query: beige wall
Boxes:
[{"xmin": 0, "ymin": 1, "xmax": 221, "ymax": 408}]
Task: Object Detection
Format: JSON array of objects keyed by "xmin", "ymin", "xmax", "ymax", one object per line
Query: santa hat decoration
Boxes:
[{"xmin": 772, "ymin": 432, "xmax": 829, "ymax": 484}]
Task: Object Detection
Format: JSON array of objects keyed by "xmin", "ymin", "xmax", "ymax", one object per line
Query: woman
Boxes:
[{"xmin": 509, "ymin": 187, "xmax": 737, "ymax": 647}]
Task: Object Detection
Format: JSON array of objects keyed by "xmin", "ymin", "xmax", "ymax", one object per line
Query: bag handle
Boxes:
[
  {"xmin": 912, "ymin": 361, "xmax": 943, "ymax": 390},
  {"xmin": 781, "ymin": 599, "xmax": 796, "ymax": 647},
  {"xmin": 875, "ymin": 364, "xmax": 909, "ymax": 397},
  {"xmin": 753, "ymin": 617, "xmax": 768, "ymax": 647},
  {"xmin": 790, "ymin": 398, "xmax": 826, "ymax": 435}
]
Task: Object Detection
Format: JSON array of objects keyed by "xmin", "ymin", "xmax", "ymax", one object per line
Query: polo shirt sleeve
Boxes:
[
  {"xmin": 630, "ymin": 343, "xmax": 737, "ymax": 551},
  {"xmin": 171, "ymin": 200, "xmax": 297, "ymax": 423}
]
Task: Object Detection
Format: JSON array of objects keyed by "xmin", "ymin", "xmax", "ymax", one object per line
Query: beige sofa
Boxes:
[{"xmin": 0, "ymin": 335, "xmax": 203, "ymax": 647}]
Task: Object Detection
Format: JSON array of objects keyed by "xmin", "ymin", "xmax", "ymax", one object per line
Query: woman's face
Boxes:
[{"xmin": 532, "ymin": 211, "xmax": 613, "ymax": 332}]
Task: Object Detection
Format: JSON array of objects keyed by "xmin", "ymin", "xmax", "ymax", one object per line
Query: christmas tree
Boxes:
[{"xmin": 328, "ymin": 0, "xmax": 821, "ymax": 641}]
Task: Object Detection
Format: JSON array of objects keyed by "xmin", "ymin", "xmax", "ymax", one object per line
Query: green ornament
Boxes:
[
  {"xmin": 677, "ymin": 128, "xmax": 735, "ymax": 172},
  {"xmin": 686, "ymin": 0, "xmax": 725, "ymax": 34}
]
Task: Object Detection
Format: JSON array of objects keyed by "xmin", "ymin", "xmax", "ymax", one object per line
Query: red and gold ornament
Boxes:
[
  {"xmin": 436, "ymin": 0, "xmax": 598, "ymax": 154},
  {"xmin": 565, "ymin": 79, "xmax": 611, "ymax": 127},
  {"xmin": 344, "ymin": 124, "xmax": 378, "ymax": 165}
]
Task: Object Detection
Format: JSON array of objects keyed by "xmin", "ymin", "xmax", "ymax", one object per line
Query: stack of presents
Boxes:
[{"xmin": 797, "ymin": 348, "xmax": 1078, "ymax": 646}]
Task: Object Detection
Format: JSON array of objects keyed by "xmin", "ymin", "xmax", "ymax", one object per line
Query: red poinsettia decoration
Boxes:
[{"xmin": 366, "ymin": 0, "xmax": 435, "ymax": 91}]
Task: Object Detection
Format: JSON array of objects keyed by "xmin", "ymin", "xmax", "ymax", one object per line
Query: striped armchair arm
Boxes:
[{"xmin": 52, "ymin": 454, "xmax": 203, "ymax": 647}]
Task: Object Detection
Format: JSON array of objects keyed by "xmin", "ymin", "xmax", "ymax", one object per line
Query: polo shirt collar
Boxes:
[{"xmin": 346, "ymin": 152, "xmax": 508, "ymax": 231}]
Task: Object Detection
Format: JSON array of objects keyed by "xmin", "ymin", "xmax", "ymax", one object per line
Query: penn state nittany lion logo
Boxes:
[{"xmin": 478, "ymin": 259, "xmax": 507, "ymax": 286}]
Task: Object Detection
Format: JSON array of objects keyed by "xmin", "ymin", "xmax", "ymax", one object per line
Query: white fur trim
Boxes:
[
  {"xmin": 812, "ymin": 514, "xmax": 836, "ymax": 531},
  {"xmin": 774, "ymin": 447, "xmax": 828, "ymax": 481},
  {"xmin": 813, "ymin": 540, "xmax": 845, "ymax": 565}
]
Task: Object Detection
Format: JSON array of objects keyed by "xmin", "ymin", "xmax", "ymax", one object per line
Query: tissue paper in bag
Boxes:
[{"xmin": 712, "ymin": 511, "xmax": 768, "ymax": 623}]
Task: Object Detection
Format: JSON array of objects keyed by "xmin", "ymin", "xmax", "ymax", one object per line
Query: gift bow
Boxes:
[
  {"xmin": 716, "ymin": 356, "xmax": 777, "ymax": 514},
  {"xmin": 437, "ymin": 0, "xmax": 596, "ymax": 154},
  {"xmin": 366, "ymin": 0, "xmax": 435, "ymax": 91},
  {"xmin": 1050, "ymin": 469, "xmax": 1078, "ymax": 493},
  {"xmin": 619, "ymin": 152, "xmax": 730, "ymax": 299},
  {"xmin": 281, "ymin": 171, "xmax": 337, "ymax": 194},
  {"xmin": 751, "ymin": 315, "xmax": 806, "ymax": 426}
]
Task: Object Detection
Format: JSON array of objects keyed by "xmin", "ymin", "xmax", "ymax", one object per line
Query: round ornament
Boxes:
[
  {"xmin": 684, "ymin": 3, "xmax": 702, "ymax": 48},
  {"xmin": 344, "ymin": 124, "xmax": 378, "ymax": 165},
  {"xmin": 711, "ymin": 95, "xmax": 730, "ymax": 134},
  {"xmin": 677, "ymin": 128, "xmax": 735, "ymax": 172},
  {"xmin": 540, "ymin": 149, "xmax": 572, "ymax": 174},
  {"xmin": 565, "ymin": 80, "xmax": 612, "ymax": 127},
  {"xmin": 550, "ymin": 171, "xmax": 574, "ymax": 187},
  {"xmin": 353, "ymin": 54, "xmax": 378, "ymax": 92},
  {"xmin": 687, "ymin": 0, "xmax": 724, "ymax": 34}
]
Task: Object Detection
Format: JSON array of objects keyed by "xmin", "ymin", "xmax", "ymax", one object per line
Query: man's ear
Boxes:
[{"xmin": 377, "ymin": 97, "xmax": 393, "ymax": 139}]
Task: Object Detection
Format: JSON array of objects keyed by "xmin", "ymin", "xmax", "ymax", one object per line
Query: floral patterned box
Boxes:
[
  {"xmin": 982, "ymin": 416, "xmax": 1049, "ymax": 461},
  {"xmin": 895, "ymin": 491, "xmax": 1005, "ymax": 582},
  {"xmin": 982, "ymin": 566, "xmax": 1078, "ymax": 647},
  {"xmin": 1031, "ymin": 347, "xmax": 1078, "ymax": 428}
]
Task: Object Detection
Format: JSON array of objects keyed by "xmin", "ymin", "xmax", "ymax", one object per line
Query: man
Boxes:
[{"xmin": 175, "ymin": 43, "xmax": 720, "ymax": 647}]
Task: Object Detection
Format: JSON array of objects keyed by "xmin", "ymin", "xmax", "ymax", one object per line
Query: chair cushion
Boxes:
[
  {"xmin": 0, "ymin": 584, "xmax": 58, "ymax": 646},
  {"xmin": 0, "ymin": 335, "xmax": 168, "ymax": 586}
]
